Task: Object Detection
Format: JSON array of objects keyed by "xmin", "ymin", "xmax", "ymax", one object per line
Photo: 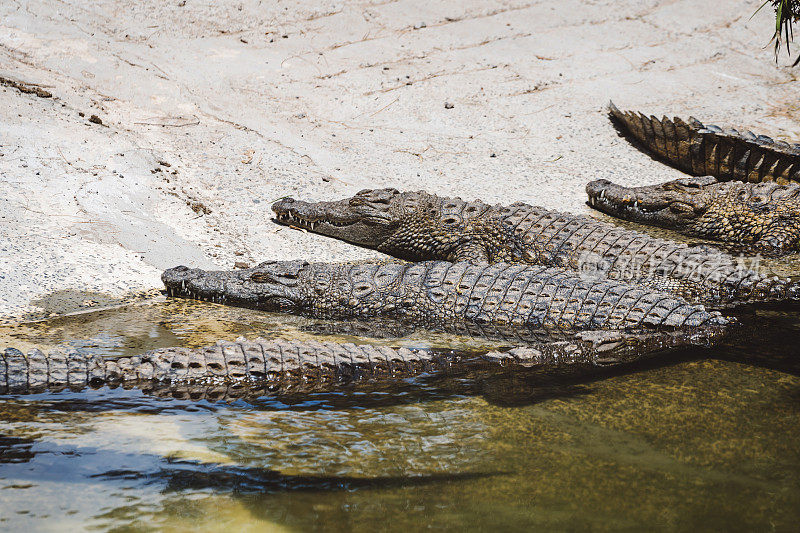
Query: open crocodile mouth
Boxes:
[
  {"xmin": 163, "ymin": 281, "xmax": 229, "ymax": 304},
  {"xmin": 587, "ymin": 188, "xmax": 652, "ymax": 212},
  {"xmin": 161, "ymin": 266, "xmax": 232, "ymax": 304},
  {"xmin": 586, "ymin": 183, "xmax": 676, "ymax": 218},
  {"xmin": 273, "ymin": 209, "xmax": 355, "ymax": 230}
]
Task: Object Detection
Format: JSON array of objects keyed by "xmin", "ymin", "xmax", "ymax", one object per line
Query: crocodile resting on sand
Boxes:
[
  {"xmin": 0, "ymin": 331, "xmax": 722, "ymax": 397},
  {"xmin": 272, "ymin": 190, "xmax": 799, "ymax": 307},
  {"xmin": 585, "ymin": 103, "xmax": 800, "ymax": 256},
  {"xmin": 587, "ymin": 176, "xmax": 800, "ymax": 256}
]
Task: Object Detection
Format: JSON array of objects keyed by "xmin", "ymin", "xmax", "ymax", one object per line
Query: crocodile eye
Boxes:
[
  {"xmin": 357, "ymin": 188, "xmax": 399, "ymax": 204},
  {"xmin": 669, "ymin": 202, "xmax": 694, "ymax": 215}
]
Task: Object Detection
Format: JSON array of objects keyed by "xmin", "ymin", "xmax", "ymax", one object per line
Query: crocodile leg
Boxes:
[{"xmin": 755, "ymin": 223, "xmax": 800, "ymax": 256}]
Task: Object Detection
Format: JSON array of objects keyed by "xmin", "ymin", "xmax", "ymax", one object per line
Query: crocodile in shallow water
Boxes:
[
  {"xmin": 161, "ymin": 260, "xmax": 730, "ymax": 334},
  {"xmin": 140, "ymin": 258, "xmax": 725, "ymax": 396},
  {"xmin": 1, "ymin": 331, "xmax": 714, "ymax": 397},
  {"xmin": 586, "ymin": 176, "xmax": 800, "ymax": 256},
  {"xmin": 272, "ymin": 190, "xmax": 799, "ymax": 306}
]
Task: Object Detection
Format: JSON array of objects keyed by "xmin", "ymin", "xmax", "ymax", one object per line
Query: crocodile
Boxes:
[
  {"xmin": 607, "ymin": 101, "xmax": 800, "ymax": 184},
  {"xmin": 161, "ymin": 260, "xmax": 730, "ymax": 335},
  {"xmin": 271, "ymin": 190, "xmax": 799, "ymax": 306},
  {"xmin": 586, "ymin": 176, "xmax": 800, "ymax": 256},
  {"xmin": 0, "ymin": 331, "xmax": 714, "ymax": 396}
]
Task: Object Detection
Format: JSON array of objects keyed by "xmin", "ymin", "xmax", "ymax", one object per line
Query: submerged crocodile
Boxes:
[
  {"xmin": 587, "ymin": 103, "xmax": 800, "ymax": 255},
  {"xmin": 272, "ymin": 190, "xmax": 799, "ymax": 306},
  {"xmin": 586, "ymin": 176, "xmax": 800, "ymax": 256},
  {"xmin": 1, "ymin": 331, "xmax": 713, "ymax": 396}
]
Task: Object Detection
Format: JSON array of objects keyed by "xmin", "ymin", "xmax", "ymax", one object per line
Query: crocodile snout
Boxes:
[
  {"xmin": 271, "ymin": 197, "xmax": 297, "ymax": 214},
  {"xmin": 586, "ymin": 179, "xmax": 613, "ymax": 195}
]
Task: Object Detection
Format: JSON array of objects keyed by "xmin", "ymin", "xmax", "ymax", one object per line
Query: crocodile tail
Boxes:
[
  {"xmin": 608, "ymin": 101, "xmax": 800, "ymax": 184},
  {"xmin": 0, "ymin": 342, "xmax": 448, "ymax": 395},
  {"xmin": 760, "ymin": 276, "xmax": 800, "ymax": 303}
]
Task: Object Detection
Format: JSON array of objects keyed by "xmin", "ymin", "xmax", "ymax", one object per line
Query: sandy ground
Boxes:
[{"xmin": 0, "ymin": 0, "xmax": 798, "ymax": 322}]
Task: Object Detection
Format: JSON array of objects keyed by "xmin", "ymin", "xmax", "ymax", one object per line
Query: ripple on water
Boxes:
[{"xmin": 0, "ymin": 300, "xmax": 799, "ymax": 530}]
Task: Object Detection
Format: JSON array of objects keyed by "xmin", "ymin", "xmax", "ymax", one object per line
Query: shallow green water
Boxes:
[{"xmin": 1, "ymin": 300, "xmax": 799, "ymax": 531}]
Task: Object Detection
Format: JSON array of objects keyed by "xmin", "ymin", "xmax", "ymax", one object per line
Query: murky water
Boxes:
[{"xmin": 1, "ymin": 300, "xmax": 799, "ymax": 531}]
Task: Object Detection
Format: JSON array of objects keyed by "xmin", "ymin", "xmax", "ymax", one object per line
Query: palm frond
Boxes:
[{"xmin": 757, "ymin": 0, "xmax": 800, "ymax": 65}]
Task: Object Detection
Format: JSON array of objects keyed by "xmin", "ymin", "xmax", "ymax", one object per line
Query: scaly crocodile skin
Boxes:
[
  {"xmin": 608, "ymin": 101, "xmax": 800, "ymax": 184},
  {"xmin": 272, "ymin": 191, "xmax": 798, "ymax": 306},
  {"xmin": 586, "ymin": 176, "xmax": 800, "ymax": 256},
  {"xmin": 0, "ymin": 330, "xmax": 726, "ymax": 396},
  {"xmin": 161, "ymin": 260, "xmax": 730, "ymax": 332}
]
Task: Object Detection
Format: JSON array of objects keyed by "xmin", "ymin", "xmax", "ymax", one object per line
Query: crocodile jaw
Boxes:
[
  {"xmin": 272, "ymin": 194, "xmax": 398, "ymax": 248},
  {"xmin": 586, "ymin": 178, "xmax": 704, "ymax": 230},
  {"xmin": 161, "ymin": 263, "xmax": 304, "ymax": 311}
]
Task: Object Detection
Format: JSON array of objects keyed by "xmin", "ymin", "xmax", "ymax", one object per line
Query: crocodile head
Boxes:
[
  {"xmin": 587, "ymin": 177, "xmax": 800, "ymax": 255},
  {"xmin": 273, "ymin": 188, "xmax": 403, "ymax": 248},
  {"xmin": 585, "ymin": 176, "xmax": 718, "ymax": 231},
  {"xmin": 161, "ymin": 261, "xmax": 311, "ymax": 311},
  {"xmin": 273, "ymin": 189, "xmax": 515, "ymax": 262}
]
